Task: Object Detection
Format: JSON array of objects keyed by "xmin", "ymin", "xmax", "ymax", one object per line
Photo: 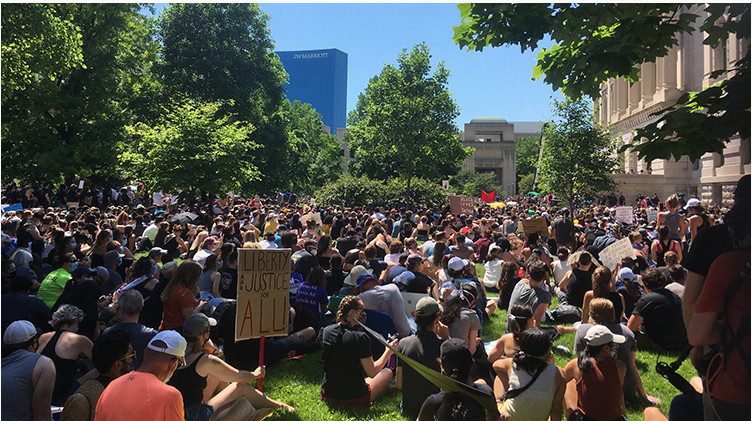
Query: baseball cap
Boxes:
[
  {"xmin": 104, "ymin": 250, "xmax": 125, "ymax": 267},
  {"xmin": 394, "ymin": 270, "xmax": 415, "ymax": 286},
  {"xmin": 440, "ymin": 338, "xmax": 473, "ymax": 373},
  {"xmin": 72, "ymin": 266, "xmax": 97, "ymax": 279},
  {"xmin": 147, "ymin": 330, "xmax": 187, "ymax": 364},
  {"xmin": 414, "ymin": 296, "xmax": 442, "ymax": 317},
  {"xmin": 584, "ymin": 325, "xmax": 626, "ymax": 347},
  {"xmin": 182, "ymin": 313, "xmax": 217, "ymax": 338},
  {"xmin": 94, "ymin": 266, "xmax": 110, "ymax": 281},
  {"xmin": 3, "ymin": 320, "xmax": 37, "ymax": 345},
  {"xmin": 344, "ymin": 265, "xmax": 372, "ymax": 286},
  {"xmin": 448, "ymin": 257, "xmax": 469, "ymax": 272},
  {"xmin": 684, "ymin": 198, "xmax": 701, "ymax": 210},
  {"xmin": 355, "ymin": 273, "xmax": 378, "ymax": 288},
  {"xmin": 618, "ymin": 267, "xmax": 636, "ymax": 284},
  {"xmin": 10, "ymin": 249, "xmax": 33, "ymax": 267},
  {"xmin": 149, "ymin": 247, "xmax": 167, "ymax": 257}
]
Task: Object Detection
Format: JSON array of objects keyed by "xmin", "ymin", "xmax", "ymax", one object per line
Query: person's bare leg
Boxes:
[
  {"xmin": 486, "ymin": 301, "xmax": 497, "ymax": 316},
  {"xmin": 290, "ymin": 326, "xmax": 315, "ymax": 342},
  {"xmin": 563, "ymin": 379, "xmax": 577, "ymax": 418},
  {"xmin": 288, "ymin": 307, "xmax": 296, "ymax": 334},
  {"xmin": 208, "ymin": 382, "xmax": 293, "ymax": 413},
  {"xmin": 210, "ymin": 397, "xmax": 254, "ymax": 421},
  {"xmin": 493, "ymin": 376, "xmax": 504, "ymax": 400},
  {"xmin": 643, "ymin": 407, "xmax": 668, "ymax": 421},
  {"xmin": 366, "ymin": 368, "xmax": 393, "ymax": 401},
  {"xmin": 204, "ymin": 374, "xmax": 223, "ymax": 403},
  {"xmin": 556, "ymin": 325, "xmax": 576, "ymax": 334}
]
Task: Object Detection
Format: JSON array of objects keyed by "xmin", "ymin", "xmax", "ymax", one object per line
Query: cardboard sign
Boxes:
[
  {"xmin": 235, "ymin": 249, "xmax": 291, "ymax": 341},
  {"xmin": 521, "ymin": 217, "xmax": 550, "ymax": 237},
  {"xmin": 598, "ymin": 237, "xmax": 637, "ymax": 271},
  {"xmin": 647, "ymin": 209, "xmax": 659, "ymax": 224},
  {"xmin": 300, "ymin": 211, "xmax": 322, "ymax": 226},
  {"xmin": 615, "ymin": 206, "xmax": 633, "ymax": 225},
  {"xmin": 449, "ymin": 195, "xmax": 474, "ymax": 216}
]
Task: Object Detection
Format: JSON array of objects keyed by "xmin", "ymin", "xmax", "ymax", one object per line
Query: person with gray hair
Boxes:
[
  {"xmin": 103, "ymin": 290, "xmax": 157, "ymax": 369},
  {"xmin": 38, "ymin": 305, "xmax": 94, "ymax": 406}
]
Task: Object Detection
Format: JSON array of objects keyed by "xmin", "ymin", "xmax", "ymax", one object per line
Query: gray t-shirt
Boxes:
[
  {"xmin": 507, "ymin": 280, "xmax": 551, "ymax": 331},
  {"xmin": 447, "ymin": 308, "xmax": 481, "ymax": 349}
]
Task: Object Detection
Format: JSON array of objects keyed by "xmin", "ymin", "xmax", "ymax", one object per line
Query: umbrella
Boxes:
[
  {"xmin": 505, "ymin": 201, "xmax": 518, "ymax": 206},
  {"xmin": 527, "ymin": 191, "xmax": 541, "ymax": 196},
  {"xmin": 489, "ymin": 202, "xmax": 505, "ymax": 209},
  {"xmin": 168, "ymin": 212, "xmax": 199, "ymax": 226}
]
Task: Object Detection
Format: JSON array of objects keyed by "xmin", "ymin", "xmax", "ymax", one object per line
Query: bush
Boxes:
[
  {"xmin": 449, "ymin": 168, "xmax": 507, "ymax": 199},
  {"xmin": 316, "ymin": 176, "xmax": 447, "ymax": 208}
]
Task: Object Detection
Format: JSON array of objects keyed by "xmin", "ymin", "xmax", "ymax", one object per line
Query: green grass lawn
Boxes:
[{"xmin": 256, "ymin": 263, "xmax": 696, "ymax": 420}]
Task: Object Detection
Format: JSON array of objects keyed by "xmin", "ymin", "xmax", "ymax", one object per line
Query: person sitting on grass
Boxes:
[
  {"xmin": 496, "ymin": 328, "xmax": 566, "ymax": 421},
  {"xmin": 318, "ymin": 295, "xmax": 397, "ymax": 406},
  {"xmin": 626, "ymin": 268, "xmax": 687, "ymax": 352},
  {"xmin": 581, "ymin": 266, "xmax": 626, "ymax": 324},
  {"xmin": 488, "ymin": 304, "xmax": 535, "ymax": 398},
  {"xmin": 168, "ymin": 313, "xmax": 292, "ymax": 421},
  {"xmin": 563, "ymin": 325, "xmax": 627, "ymax": 421}
]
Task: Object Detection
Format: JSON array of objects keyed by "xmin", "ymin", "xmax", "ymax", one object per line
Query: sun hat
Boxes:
[{"xmin": 344, "ymin": 265, "xmax": 372, "ymax": 286}]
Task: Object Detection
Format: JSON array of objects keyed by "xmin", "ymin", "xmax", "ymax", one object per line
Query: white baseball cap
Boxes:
[
  {"xmin": 147, "ymin": 330, "xmax": 187, "ymax": 364},
  {"xmin": 3, "ymin": 320, "xmax": 37, "ymax": 345},
  {"xmin": 584, "ymin": 325, "xmax": 626, "ymax": 347},
  {"xmin": 448, "ymin": 257, "xmax": 469, "ymax": 272}
]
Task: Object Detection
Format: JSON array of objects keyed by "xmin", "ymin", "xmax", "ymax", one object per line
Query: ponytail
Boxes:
[{"xmin": 577, "ymin": 344, "xmax": 604, "ymax": 372}]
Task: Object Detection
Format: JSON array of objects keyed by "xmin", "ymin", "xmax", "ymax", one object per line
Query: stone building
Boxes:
[{"xmin": 596, "ymin": 5, "xmax": 750, "ymax": 205}]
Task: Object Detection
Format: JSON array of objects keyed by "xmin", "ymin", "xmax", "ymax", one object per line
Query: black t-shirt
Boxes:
[
  {"xmin": 319, "ymin": 323, "xmax": 372, "ymax": 399},
  {"xmin": 552, "ymin": 217, "xmax": 574, "ymax": 244},
  {"xmin": 397, "ymin": 331, "xmax": 444, "ymax": 419},
  {"xmin": 632, "ymin": 288, "xmax": 688, "ymax": 350},
  {"xmin": 683, "ymin": 224, "xmax": 733, "ymax": 276},
  {"xmin": 220, "ymin": 267, "xmax": 238, "ymax": 299},
  {"xmin": 1, "ymin": 294, "xmax": 51, "ymax": 333},
  {"xmin": 417, "ymin": 383, "xmax": 493, "ymax": 421},
  {"xmin": 369, "ymin": 259, "xmax": 388, "ymax": 279},
  {"xmin": 403, "ymin": 271, "xmax": 434, "ymax": 294},
  {"xmin": 325, "ymin": 269, "xmax": 345, "ymax": 296},
  {"xmin": 336, "ymin": 236, "xmax": 358, "ymax": 256},
  {"xmin": 566, "ymin": 267, "xmax": 594, "ymax": 308}
]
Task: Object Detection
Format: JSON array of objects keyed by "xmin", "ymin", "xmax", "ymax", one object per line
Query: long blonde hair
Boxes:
[
  {"xmin": 190, "ymin": 231, "xmax": 208, "ymax": 251},
  {"xmin": 161, "ymin": 260, "xmax": 202, "ymax": 303}
]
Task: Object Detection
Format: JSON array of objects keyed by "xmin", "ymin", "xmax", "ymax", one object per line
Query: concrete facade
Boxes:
[
  {"xmin": 461, "ymin": 116, "xmax": 519, "ymax": 197},
  {"xmin": 595, "ymin": 5, "xmax": 750, "ymax": 206}
]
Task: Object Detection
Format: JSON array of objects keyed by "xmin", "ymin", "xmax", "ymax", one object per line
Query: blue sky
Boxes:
[{"xmin": 153, "ymin": 3, "xmax": 563, "ymax": 129}]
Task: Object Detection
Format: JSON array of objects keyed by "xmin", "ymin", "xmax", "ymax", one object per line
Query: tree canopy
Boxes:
[
  {"xmin": 346, "ymin": 43, "xmax": 472, "ymax": 203},
  {"xmin": 538, "ymin": 99, "xmax": 618, "ymax": 207},
  {"xmin": 453, "ymin": 4, "xmax": 750, "ymax": 163}
]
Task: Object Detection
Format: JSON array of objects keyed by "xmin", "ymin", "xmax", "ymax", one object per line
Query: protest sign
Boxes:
[
  {"xmin": 441, "ymin": 180, "xmax": 449, "ymax": 190},
  {"xmin": 615, "ymin": 206, "xmax": 633, "ymax": 225},
  {"xmin": 235, "ymin": 248, "xmax": 291, "ymax": 341},
  {"xmin": 449, "ymin": 195, "xmax": 474, "ymax": 216},
  {"xmin": 598, "ymin": 237, "xmax": 637, "ymax": 271},
  {"xmin": 78, "ymin": 180, "xmax": 84, "ymax": 189},
  {"xmin": 647, "ymin": 208, "xmax": 659, "ymax": 224},
  {"xmin": 300, "ymin": 211, "xmax": 322, "ymax": 227},
  {"xmin": 521, "ymin": 217, "xmax": 550, "ymax": 237}
]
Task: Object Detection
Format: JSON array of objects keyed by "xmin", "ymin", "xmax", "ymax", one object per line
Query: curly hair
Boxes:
[
  {"xmin": 336, "ymin": 295, "xmax": 362, "ymax": 324},
  {"xmin": 50, "ymin": 304, "xmax": 85, "ymax": 329}
]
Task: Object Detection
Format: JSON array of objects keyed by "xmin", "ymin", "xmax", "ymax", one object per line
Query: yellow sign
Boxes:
[{"xmin": 235, "ymin": 249, "xmax": 291, "ymax": 341}]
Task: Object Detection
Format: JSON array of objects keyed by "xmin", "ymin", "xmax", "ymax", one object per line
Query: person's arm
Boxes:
[
  {"xmin": 77, "ymin": 335, "xmax": 94, "ymax": 360},
  {"xmin": 32, "ymin": 356, "xmax": 56, "ymax": 421},
  {"xmin": 651, "ymin": 241, "xmax": 658, "ymax": 263},
  {"xmin": 211, "ymin": 271, "xmax": 222, "ymax": 298},
  {"xmin": 181, "ymin": 300, "xmax": 207, "ymax": 319},
  {"xmin": 630, "ymin": 350, "xmax": 659, "ymax": 404},
  {"xmin": 581, "ymin": 291, "xmax": 593, "ymax": 323},
  {"xmin": 683, "ymin": 270, "xmax": 705, "ymax": 327},
  {"xmin": 197, "ymin": 354, "xmax": 265, "ymax": 384},
  {"xmin": 395, "ymin": 366, "xmax": 403, "ymax": 390},
  {"xmin": 492, "ymin": 358, "xmax": 512, "ymax": 395},
  {"xmin": 618, "ymin": 294, "xmax": 626, "ymax": 322},
  {"xmin": 487, "ymin": 335, "xmax": 508, "ymax": 363},
  {"xmin": 615, "ymin": 360, "xmax": 627, "ymax": 416},
  {"xmin": 626, "ymin": 314, "xmax": 643, "ymax": 333},
  {"xmin": 558, "ymin": 271, "xmax": 572, "ymax": 292},
  {"xmin": 549, "ymin": 367, "xmax": 566, "ymax": 421},
  {"xmin": 688, "ymin": 310, "xmax": 722, "ymax": 346},
  {"xmin": 467, "ymin": 329, "xmax": 479, "ymax": 355},
  {"xmin": 562, "ymin": 358, "xmax": 578, "ymax": 382},
  {"xmin": 533, "ymin": 303, "xmax": 549, "ymax": 327},
  {"xmin": 360, "ymin": 338, "xmax": 397, "ymax": 378}
]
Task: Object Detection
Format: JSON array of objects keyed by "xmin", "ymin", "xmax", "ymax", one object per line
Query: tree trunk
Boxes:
[{"xmin": 405, "ymin": 164, "xmax": 413, "ymax": 206}]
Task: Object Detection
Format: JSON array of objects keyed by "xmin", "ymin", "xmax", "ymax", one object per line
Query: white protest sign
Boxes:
[
  {"xmin": 441, "ymin": 180, "xmax": 449, "ymax": 190},
  {"xmin": 78, "ymin": 180, "xmax": 84, "ymax": 189},
  {"xmin": 236, "ymin": 248, "xmax": 291, "ymax": 341},
  {"xmin": 647, "ymin": 209, "xmax": 659, "ymax": 224},
  {"xmin": 598, "ymin": 237, "xmax": 637, "ymax": 271},
  {"xmin": 615, "ymin": 206, "xmax": 633, "ymax": 225}
]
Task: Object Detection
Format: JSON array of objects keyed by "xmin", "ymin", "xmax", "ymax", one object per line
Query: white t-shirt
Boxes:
[
  {"xmin": 552, "ymin": 259, "xmax": 571, "ymax": 286},
  {"xmin": 152, "ymin": 191, "xmax": 164, "ymax": 206}
]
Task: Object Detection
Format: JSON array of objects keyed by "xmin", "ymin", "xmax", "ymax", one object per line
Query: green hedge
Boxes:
[{"xmin": 316, "ymin": 176, "xmax": 448, "ymax": 208}]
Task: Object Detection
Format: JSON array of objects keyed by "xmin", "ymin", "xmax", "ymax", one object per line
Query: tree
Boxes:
[
  {"xmin": 538, "ymin": 99, "xmax": 617, "ymax": 207},
  {"xmin": 515, "ymin": 134, "xmax": 541, "ymax": 191},
  {"xmin": 453, "ymin": 4, "xmax": 750, "ymax": 162},
  {"xmin": 122, "ymin": 100, "xmax": 259, "ymax": 196},
  {"xmin": 347, "ymin": 43, "xmax": 472, "ymax": 204},
  {"xmin": 158, "ymin": 4, "xmax": 289, "ymax": 193},
  {"xmin": 1, "ymin": 4, "xmax": 159, "ymax": 185},
  {"xmin": 282, "ymin": 100, "xmax": 343, "ymax": 195},
  {"xmin": 449, "ymin": 168, "xmax": 507, "ymax": 199}
]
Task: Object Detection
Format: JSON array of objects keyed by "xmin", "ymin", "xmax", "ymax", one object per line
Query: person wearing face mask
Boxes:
[
  {"xmin": 94, "ymin": 330, "xmax": 187, "ymax": 421},
  {"xmin": 168, "ymin": 313, "xmax": 292, "ymax": 421},
  {"xmin": 563, "ymin": 325, "xmax": 627, "ymax": 421},
  {"xmin": 1, "ymin": 320, "xmax": 57, "ymax": 421},
  {"xmin": 38, "ymin": 305, "xmax": 94, "ymax": 406},
  {"xmin": 318, "ymin": 295, "xmax": 398, "ymax": 406},
  {"xmin": 37, "ymin": 253, "xmax": 77, "ymax": 308},
  {"xmin": 60, "ymin": 330, "xmax": 134, "ymax": 421}
]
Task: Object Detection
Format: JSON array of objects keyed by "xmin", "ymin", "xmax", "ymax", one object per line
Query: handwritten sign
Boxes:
[
  {"xmin": 598, "ymin": 237, "xmax": 637, "ymax": 271},
  {"xmin": 647, "ymin": 209, "xmax": 658, "ymax": 224},
  {"xmin": 299, "ymin": 211, "xmax": 322, "ymax": 227},
  {"xmin": 236, "ymin": 249, "xmax": 291, "ymax": 341},
  {"xmin": 615, "ymin": 206, "xmax": 633, "ymax": 225},
  {"xmin": 449, "ymin": 195, "xmax": 474, "ymax": 216},
  {"xmin": 521, "ymin": 217, "xmax": 550, "ymax": 237}
]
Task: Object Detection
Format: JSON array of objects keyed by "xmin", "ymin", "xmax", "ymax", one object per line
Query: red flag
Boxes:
[{"xmin": 481, "ymin": 190, "xmax": 496, "ymax": 203}]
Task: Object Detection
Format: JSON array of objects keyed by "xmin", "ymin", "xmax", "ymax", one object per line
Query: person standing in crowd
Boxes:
[
  {"xmin": 94, "ymin": 330, "xmax": 186, "ymax": 421},
  {"xmin": 657, "ymin": 195, "xmax": 683, "ymax": 242},
  {"xmin": 1, "ymin": 320, "xmax": 56, "ymax": 421},
  {"xmin": 319, "ymin": 296, "xmax": 397, "ymax": 406}
]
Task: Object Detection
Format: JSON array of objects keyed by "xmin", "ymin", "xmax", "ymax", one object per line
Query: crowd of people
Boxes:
[{"xmin": 1, "ymin": 174, "xmax": 748, "ymax": 421}]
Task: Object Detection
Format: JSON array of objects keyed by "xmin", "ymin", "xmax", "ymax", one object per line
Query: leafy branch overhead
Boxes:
[{"xmin": 454, "ymin": 3, "xmax": 750, "ymax": 163}]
